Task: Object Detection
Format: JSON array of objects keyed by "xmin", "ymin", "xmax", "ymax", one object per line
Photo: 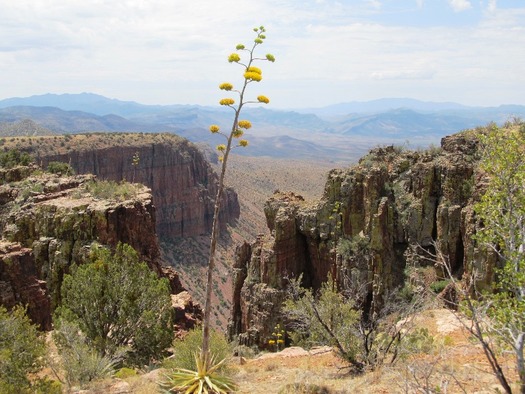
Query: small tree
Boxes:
[
  {"xmin": 474, "ymin": 124, "xmax": 525, "ymax": 393},
  {"xmin": 422, "ymin": 123, "xmax": 525, "ymax": 394},
  {"xmin": 131, "ymin": 151, "xmax": 140, "ymax": 183},
  {"xmin": 56, "ymin": 243, "xmax": 173, "ymax": 366},
  {"xmin": 283, "ymin": 274, "xmax": 425, "ymax": 372},
  {"xmin": 0, "ymin": 306, "xmax": 46, "ymax": 393}
]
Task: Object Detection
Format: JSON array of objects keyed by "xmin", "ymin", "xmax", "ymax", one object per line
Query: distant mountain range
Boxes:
[{"xmin": 1, "ymin": 93, "xmax": 524, "ymax": 163}]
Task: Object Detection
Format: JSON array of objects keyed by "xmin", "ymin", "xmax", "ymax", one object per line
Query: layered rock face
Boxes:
[
  {"xmin": 31, "ymin": 134, "xmax": 240, "ymax": 239},
  {"xmin": 230, "ymin": 133, "xmax": 485, "ymax": 347},
  {"xmin": 0, "ymin": 165, "xmax": 194, "ymax": 329}
]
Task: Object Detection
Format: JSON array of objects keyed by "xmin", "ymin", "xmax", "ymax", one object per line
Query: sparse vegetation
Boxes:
[
  {"xmin": 278, "ymin": 382, "xmax": 331, "ymax": 394},
  {"xmin": 0, "ymin": 148, "xmax": 32, "ymax": 168},
  {"xmin": 52, "ymin": 319, "xmax": 118, "ymax": 388},
  {"xmin": 84, "ymin": 179, "xmax": 140, "ymax": 201}
]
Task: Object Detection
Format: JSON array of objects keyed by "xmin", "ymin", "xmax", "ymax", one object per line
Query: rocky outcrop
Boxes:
[
  {"xmin": 230, "ymin": 132, "xmax": 487, "ymax": 347},
  {"xmin": 0, "ymin": 242, "xmax": 51, "ymax": 329},
  {"xmin": 0, "ymin": 165, "xmax": 196, "ymax": 329},
  {"xmin": 30, "ymin": 134, "xmax": 240, "ymax": 239}
]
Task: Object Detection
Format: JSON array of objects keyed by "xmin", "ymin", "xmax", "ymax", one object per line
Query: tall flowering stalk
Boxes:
[{"xmin": 202, "ymin": 26, "xmax": 275, "ymax": 359}]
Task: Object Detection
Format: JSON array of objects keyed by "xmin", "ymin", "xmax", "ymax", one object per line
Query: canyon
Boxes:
[{"xmin": 0, "ymin": 128, "xmax": 497, "ymax": 349}]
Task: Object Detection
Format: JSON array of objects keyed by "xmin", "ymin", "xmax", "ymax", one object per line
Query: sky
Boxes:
[{"xmin": 1, "ymin": 0, "xmax": 525, "ymax": 109}]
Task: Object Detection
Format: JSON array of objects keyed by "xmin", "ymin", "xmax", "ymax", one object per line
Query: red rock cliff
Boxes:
[{"xmin": 31, "ymin": 133, "xmax": 240, "ymax": 239}]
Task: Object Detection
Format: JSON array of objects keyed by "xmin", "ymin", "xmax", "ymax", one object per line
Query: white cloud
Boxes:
[
  {"xmin": 448, "ymin": 0, "xmax": 472, "ymax": 12},
  {"xmin": 1, "ymin": 0, "xmax": 525, "ymax": 107},
  {"xmin": 366, "ymin": 0, "xmax": 382, "ymax": 10}
]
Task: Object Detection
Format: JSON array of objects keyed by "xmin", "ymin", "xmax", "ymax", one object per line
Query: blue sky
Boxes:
[{"xmin": 1, "ymin": 0, "xmax": 524, "ymax": 108}]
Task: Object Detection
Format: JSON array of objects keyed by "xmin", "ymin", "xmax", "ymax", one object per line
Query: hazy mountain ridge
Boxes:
[{"xmin": 2, "ymin": 93, "xmax": 524, "ymax": 163}]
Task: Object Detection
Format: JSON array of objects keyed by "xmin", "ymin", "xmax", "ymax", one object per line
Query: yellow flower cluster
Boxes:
[
  {"xmin": 239, "ymin": 140, "xmax": 249, "ymax": 147},
  {"xmin": 236, "ymin": 44, "xmax": 245, "ymax": 50},
  {"xmin": 247, "ymin": 66, "xmax": 262, "ymax": 75},
  {"xmin": 257, "ymin": 95, "xmax": 270, "ymax": 104},
  {"xmin": 219, "ymin": 82, "xmax": 233, "ymax": 91},
  {"xmin": 228, "ymin": 53, "xmax": 240, "ymax": 63},
  {"xmin": 209, "ymin": 125, "xmax": 220, "ymax": 133},
  {"xmin": 238, "ymin": 120, "xmax": 252, "ymax": 129},
  {"xmin": 267, "ymin": 323, "xmax": 286, "ymax": 351},
  {"xmin": 219, "ymin": 98, "xmax": 235, "ymax": 106},
  {"xmin": 266, "ymin": 54, "xmax": 275, "ymax": 62},
  {"xmin": 216, "ymin": 144, "xmax": 226, "ymax": 152},
  {"xmin": 244, "ymin": 72, "xmax": 262, "ymax": 82}
]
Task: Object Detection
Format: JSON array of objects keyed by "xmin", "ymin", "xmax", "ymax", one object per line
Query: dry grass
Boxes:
[{"xmin": 230, "ymin": 309, "xmax": 519, "ymax": 394}]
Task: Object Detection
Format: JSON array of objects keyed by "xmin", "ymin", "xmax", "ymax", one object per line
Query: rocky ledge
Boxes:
[{"xmin": 0, "ymin": 164, "xmax": 200, "ymax": 330}]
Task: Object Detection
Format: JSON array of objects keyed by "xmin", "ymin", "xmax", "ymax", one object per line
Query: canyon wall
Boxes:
[
  {"xmin": 31, "ymin": 133, "xmax": 240, "ymax": 239},
  {"xmin": 229, "ymin": 132, "xmax": 490, "ymax": 347}
]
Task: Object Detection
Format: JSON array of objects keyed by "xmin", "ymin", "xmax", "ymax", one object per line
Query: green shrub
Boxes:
[
  {"xmin": 46, "ymin": 161, "xmax": 75, "ymax": 175},
  {"xmin": 85, "ymin": 179, "xmax": 140, "ymax": 201},
  {"xmin": 337, "ymin": 235, "xmax": 369, "ymax": 261},
  {"xmin": 33, "ymin": 377, "xmax": 63, "ymax": 394},
  {"xmin": 114, "ymin": 367, "xmax": 138, "ymax": 379},
  {"xmin": 0, "ymin": 306, "xmax": 46, "ymax": 393},
  {"xmin": 165, "ymin": 328, "xmax": 232, "ymax": 372},
  {"xmin": 430, "ymin": 279, "xmax": 450, "ymax": 294},
  {"xmin": 19, "ymin": 180, "xmax": 44, "ymax": 200},
  {"xmin": 398, "ymin": 327, "xmax": 435, "ymax": 359},
  {"xmin": 0, "ymin": 149, "xmax": 33, "ymax": 169}
]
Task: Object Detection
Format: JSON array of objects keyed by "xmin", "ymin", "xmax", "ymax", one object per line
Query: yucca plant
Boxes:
[{"xmin": 162, "ymin": 351, "xmax": 237, "ymax": 394}]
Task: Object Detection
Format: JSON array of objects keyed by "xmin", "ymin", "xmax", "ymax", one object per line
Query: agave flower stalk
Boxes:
[{"xmin": 202, "ymin": 26, "xmax": 275, "ymax": 359}]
